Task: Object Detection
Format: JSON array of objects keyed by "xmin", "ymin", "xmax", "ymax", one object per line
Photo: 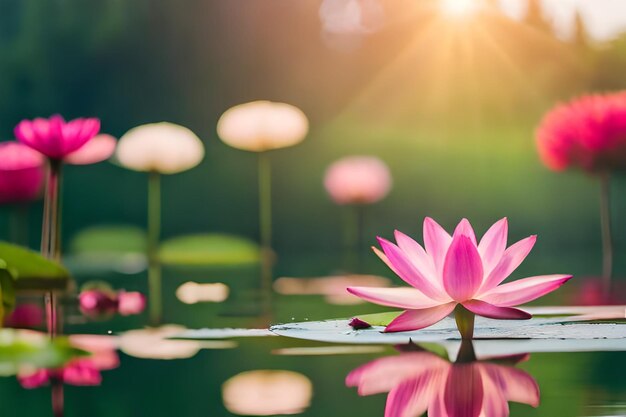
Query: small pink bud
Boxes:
[
  {"xmin": 349, "ymin": 317, "xmax": 371, "ymax": 330},
  {"xmin": 78, "ymin": 290, "xmax": 117, "ymax": 318},
  {"xmin": 117, "ymin": 291, "xmax": 146, "ymax": 316}
]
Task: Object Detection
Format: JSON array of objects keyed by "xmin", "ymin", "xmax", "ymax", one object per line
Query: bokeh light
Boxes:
[
  {"xmin": 176, "ymin": 282, "xmax": 230, "ymax": 304},
  {"xmin": 222, "ymin": 370, "xmax": 313, "ymax": 415},
  {"xmin": 440, "ymin": 0, "xmax": 481, "ymax": 17}
]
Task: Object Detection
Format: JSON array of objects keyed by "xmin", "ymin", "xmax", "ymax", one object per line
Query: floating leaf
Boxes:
[
  {"xmin": 351, "ymin": 306, "xmax": 626, "ymax": 327},
  {"xmin": 159, "ymin": 234, "xmax": 260, "ymax": 266},
  {"xmin": 269, "ymin": 309, "xmax": 626, "ymax": 351},
  {"xmin": 0, "ymin": 242, "xmax": 69, "ymax": 291},
  {"xmin": 65, "ymin": 225, "xmax": 148, "ymax": 275},
  {"xmin": 172, "ymin": 328, "xmax": 276, "ymax": 340},
  {"xmin": 70, "ymin": 225, "xmax": 147, "ymax": 255}
]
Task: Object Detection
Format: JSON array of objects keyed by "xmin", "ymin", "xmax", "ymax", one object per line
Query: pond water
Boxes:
[{"xmin": 0, "ymin": 253, "xmax": 624, "ymax": 417}]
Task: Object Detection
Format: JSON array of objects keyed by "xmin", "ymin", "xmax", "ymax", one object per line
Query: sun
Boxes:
[{"xmin": 440, "ymin": 0, "xmax": 480, "ymax": 18}]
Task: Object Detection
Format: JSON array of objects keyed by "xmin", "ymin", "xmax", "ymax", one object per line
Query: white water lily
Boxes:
[
  {"xmin": 116, "ymin": 122, "xmax": 204, "ymax": 174},
  {"xmin": 217, "ymin": 101, "xmax": 308, "ymax": 152}
]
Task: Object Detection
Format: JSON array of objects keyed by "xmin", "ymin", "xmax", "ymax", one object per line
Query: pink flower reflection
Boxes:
[
  {"xmin": 324, "ymin": 156, "xmax": 392, "ymax": 205},
  {"xmin": 117, "ymin": 291, "xmax": 146, "ymax": 316},
  {"xmin": 79, "ymin": 289, "xmax": 146, "ymax": 318},
  {"xmin": 4, "ymin": 303, "xmax": 44, "ymax": 329},
  {"xmin": 0, "ymin": 142, "xmax": 45, "ymax": 204},
  {"xmin": 78, "ymin": 289, "xmax": 118, "ymax": 319},
  {"xmin": 64, "ymin": 134, "xmax": 116, "ymax": 165},
  {"xmin": 18, "ymin": 335, "xmax": 119, "ymax": 388},
  {"xmin": 347, "ymin": 218, "xmax": 572, "ymax": 333},
  {"xmin": 346, "ymin": 347, "xmax": 539, "ymax": 417},
  {"xmin": 15, "ymin": 115, "xmax": 100, "ymax": 160},
  {"xmin": 536, "ymin": 92, "xmax": 626, "ymax": 172}
]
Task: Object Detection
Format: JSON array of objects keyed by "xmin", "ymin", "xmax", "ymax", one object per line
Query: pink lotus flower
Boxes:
[
  {"xmin": 536, "ymin": 92, "xmax": 626, "ymax": 172},
  {"xmin": 15, "ymin": 115, "xmax": 100, "ymax": 160},
  {"xmin": 64, "ymin": 134, "xmax": 116, "ymax": 165},
  {"xmin": 117, "ymin": 291, "xmax": 146, "ymax": 316},
  {"xmin": 347, "ymin": 218, "xmax": 572, "ymax": 336},
  {"xmin": 0, "ymin": 142, "xmax": 45, "ymax": 204},
  {"xmin": 346, "ymin": 347, "xmax": 539, "ymax": 417},
  {"xmin": 324, "ymin": 156, "xmax": 392, "ymax": 205},
  {"xmin": 18, "ymin": 334, "xmax": 119, "ymax": 388}
]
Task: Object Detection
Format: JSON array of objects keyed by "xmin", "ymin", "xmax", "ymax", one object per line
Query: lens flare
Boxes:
[{"xmin": 441, "ymin": 0, "xmax": 479, "ymax": 17}]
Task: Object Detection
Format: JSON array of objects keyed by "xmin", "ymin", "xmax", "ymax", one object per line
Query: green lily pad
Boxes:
[
  {"xmin": 269, "ymin": 307, "xmax": 626, "ymax": 349},
  {"xmin": 70, "ymin": 225, "xmax": 147, "ymax": 255},
  {"xmin": 355, "ymin": 311, "xmax": 402, "ymax": 326},
  {"xmin": 0, "ymin": 242, "xmax": 70, "ymax": 291},
  {"xmin": 159, "ymin": 234, "xmax": 261, "ymax": 266},
  {"xmin": 66, "ymin": 225, "xmax": 148, "ymax": 274}
]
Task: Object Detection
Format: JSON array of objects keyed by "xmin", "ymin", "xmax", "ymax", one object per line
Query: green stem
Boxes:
[
  {"xmin": 42, "ymin": 159, "xmax": 62, "ymax": 339},
  {"xmin": 148, "ymin": 171, "xmax": 162, "ymax": 326},
  {"xmin": 454, "ymin": 304, "xmax": 475, "ymax": 340},
  {"xmin": 258, "ymin": 152, "xmax": 273, "ymax": 316},
  {"xmin": 599, "ymin": 172, "xmax": 613, "ymax": 294},
  {"xmin": 455, "ymin": 339, "xmax": 477, "ymax": 363}
]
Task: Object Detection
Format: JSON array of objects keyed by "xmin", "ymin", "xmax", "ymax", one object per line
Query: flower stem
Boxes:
[
  {"xmin": 147, "ymin": 171, "xmax": 162, "ymax": 326},
  {"xmin": 258, "ymin": 152, "xmax": 273, "ymax": 316},
  {"xmin": 41, "ymin": 159, "xmax": 63, "ymax": 339},
  {"xmin": 599, "ymin": 172, "xmax": 613, "ymax": 294},
  {"xmin": 456, "ymin": 339, "xmax": 477, "ymax": 363},
  {"xmin": 52, "ymin": 381, "xmax": 64, "ymax": 417},
  {"xmin": 454, "ymin": 304, "xmax": 475, "ymax": 340}
]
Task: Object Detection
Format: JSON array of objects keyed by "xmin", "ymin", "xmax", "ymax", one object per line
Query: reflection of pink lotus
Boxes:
[
  {"xmin": 0, "ymin": 142, "xmax": 45, "ymax": 204},
  {"xmin": 348, "ymin": 218, "xmax": 572, "ymax": 334},
  {"xmin": 79, "ymin": 289, "xmax": 146, "ymax": 318},
  {"xmin": 569, "ymin": 277, "xmax": 626, "ymax": 306},
  {"xmin": 15, "ymin": 115, "xmax": 100, "ymax": 160},
  {"xmin": 536, "ymin": 93, "xmax": 626, "ymax": 172},
  {"xmin": 346, "ymin": 348, "xmax": 539, "ymax": 417},
  {"xmin": 324, "ymin": 156, "xmax": 392, "ymax": 205},
  {"xmin": 64, "ymin": 134, "xmax": 116, "ymax": 165},
  {"xmin": 78, "ymin": 290, "xmax": 118, "ymax": 318},
  {"xmin": 18, "ymin": 335, "xmax": 119, "ymax": 388},
  {"xmin": 4, "ymin": 303, "xmax": 44, "ymax": 329},
  {"xmin": 117, "ymin": 291, "xmax": 146, "ymax": 316}
]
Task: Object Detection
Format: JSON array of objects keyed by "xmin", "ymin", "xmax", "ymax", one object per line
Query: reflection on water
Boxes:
[
  {"xmin": 222, "ymin": 370, "xmax": 313, "ymax": 416},
  {"xmin": 175, "ymin": 282, "xmax": 230, "ymax": 304},
  {"xmin": 346, "ymin": 340, "xmax": 539, "ymax": 417},
  {"xmin": 18, "ymin": 335, "xmax": 119, "ymax": 388},
  {"xmin": 0, "ymin": 262, "xmax": 624, "ymax": 417},
  {"xmin": 118, "ymin": 325, "xmax": 212, "ymax": 360}
]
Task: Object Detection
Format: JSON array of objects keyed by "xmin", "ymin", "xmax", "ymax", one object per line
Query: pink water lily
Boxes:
[
  {"xmin": 18, "ymin": 334, "xmax": 119, "ymax": 388},
  {"xmin": 15, "ymin": 115, "xmax": 100, "ymax": 160},
  {"xmin": 346, "ymin": 347, "xmax": 539, "ymax": 417},
  {"xmin": 347, "ymin": 217, "xmax": 572, "ymax": 336},
  {"xmin": 0, "ymin": 142, "xmax": 45, "ymax": 204}
]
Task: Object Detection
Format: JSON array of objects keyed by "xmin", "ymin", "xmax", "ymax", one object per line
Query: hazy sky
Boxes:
[{"xmin": 499, "ymin": 0, "xmax": 626, "ymax": 41}]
